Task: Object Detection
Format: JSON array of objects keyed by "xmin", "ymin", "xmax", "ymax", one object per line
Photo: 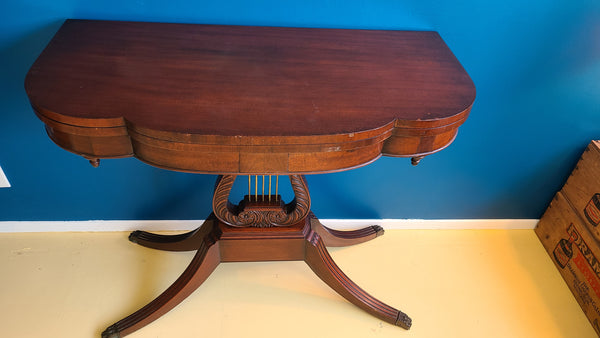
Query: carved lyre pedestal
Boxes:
[
  {"xmin": 102, "ymin": 175, "xmax": 410, "ymax": 337},
  {"xmin": 102, "ymin": 175, "xmax": 411, "ymax": 338},
  {"xmin": 25, "ymin": 20, "xmax": 475, "ymax": 338}
]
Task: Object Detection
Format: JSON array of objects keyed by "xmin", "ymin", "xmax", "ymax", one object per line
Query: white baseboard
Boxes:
[
  {"xmin": 0, "ymin": 219, "xmax": 538, "ymax": 233},
  {"xmin": 321, "ymin": 219, "xmax": 538, "ymax": 230}
]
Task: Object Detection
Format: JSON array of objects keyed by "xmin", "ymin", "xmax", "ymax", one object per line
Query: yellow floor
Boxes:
[{"xmin": 0, "ymin": 229, "xmax": 595, "ymax": 338}]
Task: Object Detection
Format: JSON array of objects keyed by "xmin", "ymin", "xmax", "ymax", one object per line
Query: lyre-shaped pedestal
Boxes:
[
  {"xmin": 212, "ymin": 175, "xmax": 311, "ymax": 228},
  {"xmin": 102, "ymin": 175, "xmax": 411, "ymax": 338}
]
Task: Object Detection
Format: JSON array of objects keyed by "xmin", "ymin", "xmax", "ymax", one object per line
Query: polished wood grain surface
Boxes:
[{"xmin": 26, "ymin": 19, "xmax": 475, "ymax": 174}]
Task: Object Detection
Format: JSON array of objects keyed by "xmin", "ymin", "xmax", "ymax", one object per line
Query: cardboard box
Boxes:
[
  {"xmin": 536, "ymin": 192, "xmax": 600, "ymax": 335},
  {"xmin": 561, "ymin": 141, "xmax": 600, "ymax": 242}
]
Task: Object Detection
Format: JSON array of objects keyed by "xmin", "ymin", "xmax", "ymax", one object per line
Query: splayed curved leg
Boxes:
[
  {"xmin": 309, "ymin": 213, "xmax": 384, "ymax": 247},
  {"xmin": 101, "ymin": 232, "xmax": 221, "ymax": 338},
  {"xmin": 129, "ymin": 215, "xmax": 216, "ymax": 252},
  {"xmin": 304, "ymin": 231, "xmax": 411, "ymax": 329}
]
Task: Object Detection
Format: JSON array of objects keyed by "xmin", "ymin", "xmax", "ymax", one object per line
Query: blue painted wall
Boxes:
[{"xmin": 1, "ymin": 1, "xmax": 599, "ymax": 221}]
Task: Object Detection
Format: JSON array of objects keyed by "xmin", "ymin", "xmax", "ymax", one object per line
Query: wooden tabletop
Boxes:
[{"xmin": 26, "ymin": 19, "xmax": 475, "ymax": 174}]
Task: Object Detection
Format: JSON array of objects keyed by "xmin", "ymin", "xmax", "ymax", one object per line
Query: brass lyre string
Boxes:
[
  {"xmin": 268, "ymin": 175, "xmax": 272, "ymax": 202},
  {"xmin": 254, "ymin": 175, "xmax": 258, "ymax": 201},
  {"xmin": 262, "ymin": 175, "xmax": 265, "ymax": 201},
  {"xmin": 248, "ymin": 175, "xmax": 251, "ymax": 198}
]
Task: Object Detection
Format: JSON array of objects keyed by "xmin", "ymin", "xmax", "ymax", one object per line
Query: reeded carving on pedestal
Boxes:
[{"xmin": 212, "ymin": 175, "xmax": 311, "ymax": 227}]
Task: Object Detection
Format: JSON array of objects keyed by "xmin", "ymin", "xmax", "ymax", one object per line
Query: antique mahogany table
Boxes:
[{"xmin": 25, "ymin": 20, "xmax": 475, "ymax": 337}]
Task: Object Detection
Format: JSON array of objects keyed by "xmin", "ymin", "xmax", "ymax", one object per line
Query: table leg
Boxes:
[
  {"xmin": 101, "ymin": 221, "xmax": 221, "ymax": 338},
  {"xmin": 309, "ymin": 212, "xmax": 385, "ymax": 247},
  {"xmin": 304, "ymin": 230, "xmax": 412, "ymax": 329},
  {"xmin": 128, "ymin": 215, "xmax": 216, "ymax": 252}
]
